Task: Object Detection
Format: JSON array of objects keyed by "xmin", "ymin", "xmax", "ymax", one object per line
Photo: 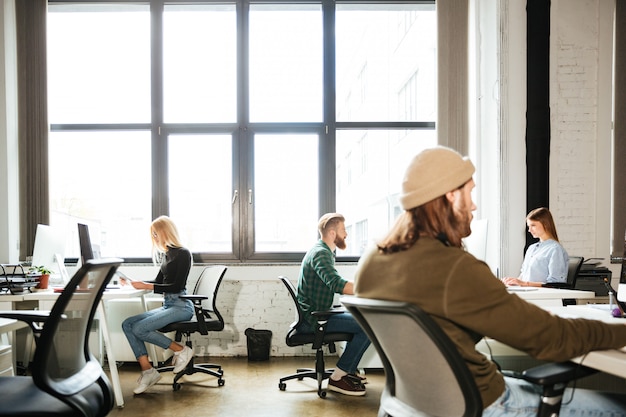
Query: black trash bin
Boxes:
[{"xmin": 245, "ymin": 328, "xmax": 272, "ymax": 361}]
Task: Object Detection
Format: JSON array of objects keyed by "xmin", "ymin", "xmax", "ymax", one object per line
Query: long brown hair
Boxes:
[
  {"xmin": 377, "ymin": 193, "xmax": 468, "ymax": 254},
  {"xmin": 527, "ymin": 207, "xmax": 559, "ymax": 242}
]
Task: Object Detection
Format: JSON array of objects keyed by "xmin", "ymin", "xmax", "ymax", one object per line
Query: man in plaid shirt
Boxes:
[{"xmin": 297, "ymin": 213, "xmax": 371, "ymax": 396}]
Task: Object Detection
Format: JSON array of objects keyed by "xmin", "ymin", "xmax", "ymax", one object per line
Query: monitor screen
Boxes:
[
  {"xmin": 78, "ymin": 223, "xmax": 94, "ymax": 265},
  {"xmin": 31, "ymin": 224, "xmax": 66, "ymax": 275}
]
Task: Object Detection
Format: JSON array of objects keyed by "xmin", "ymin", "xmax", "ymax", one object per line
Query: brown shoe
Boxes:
[
  {"xmin": 328, "ymin": 375, "xmax": 366, "ymax": 396},
  {"xmin": 347, "ymin": 373, "xmax": 368, "ymax": 384}
]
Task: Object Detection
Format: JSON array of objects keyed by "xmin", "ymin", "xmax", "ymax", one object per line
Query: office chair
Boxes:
[
  {"xmin": 342, "ymin": 296, "xmax": 597, "ymax": 417},
  {"xmin": 156, "ymin": 265, "xmax": 227, "ymax": 391},
  {"xmin": 543, "ymin": 256, "xmax": 584, "ymax": 289},
  {"xmin": 0, "ymin": 258, "xmax": 122, "ymax": 417},
  {"xmin": 543, "ymin": 256, "xmax": 584, "ymax": 305},
  {"xmin": 277, "ymin": 276, "xmax": 353, "ymax": 398}
]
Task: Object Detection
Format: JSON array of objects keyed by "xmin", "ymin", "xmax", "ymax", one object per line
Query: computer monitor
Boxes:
[
  {"xmin": 31, "ymin": 224, "xmax": 66, "ymax": 276},
  {"xmin": 78, "ymin": 223, "xmax": 95, "ymax": 265}
]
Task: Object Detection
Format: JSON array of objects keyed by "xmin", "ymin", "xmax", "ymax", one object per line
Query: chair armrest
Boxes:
[
  {"xmin": 521, "ymin": 362, "xmax": 597, "ymax": 386},
  {"xmin": 310, "ymin": 308, "xmax": 345, "ymax": 349},
  {"xmin": 0, "ymin": 310, "xmax": 53, "ymax": 337},
  {"xmin": 0, "ymin": 310, "xmax": 51, "ymax": 323},
  {"xmin": 311, "ymin": 307, "xmax": 345, "ymax": 321},
  {"xmin": 180, "ymin": 295, "xmax": 209, "ymax": 302}
]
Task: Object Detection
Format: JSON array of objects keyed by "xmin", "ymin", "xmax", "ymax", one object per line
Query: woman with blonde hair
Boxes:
[{"xmin": 121, "ymin": 215, "xmax": 194, "ymax": 394}]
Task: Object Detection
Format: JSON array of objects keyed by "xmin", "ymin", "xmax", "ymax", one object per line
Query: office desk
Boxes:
[
  {"xmin": 477, "ymin": 304, "xmax": 626, "ymax": 379},
  {"xmin": 507, "ymin": 287, "xmax": 595, "ymax": 307},
  {"xmin": 22, "ymin": 287, "xmax": 152, "ymax": 408},
  {"xmin": 0, "ymin": 294, "xmax": 24, "ymax": 310},
  {"xmin": 545, "ymin": 305, "xmax": 626, "ymax": 378}
]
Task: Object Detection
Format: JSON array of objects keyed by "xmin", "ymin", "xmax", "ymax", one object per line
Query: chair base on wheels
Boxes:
[
  {"xmin": 156, "ymin": 342, "xmax": 225, "ymax": 391},
  {"xmin": 278, "ymin": 349, "xmax": 332, "ymax": 398}
]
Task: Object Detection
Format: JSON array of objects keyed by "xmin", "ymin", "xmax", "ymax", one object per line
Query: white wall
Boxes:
[
  {"xmin": 0, "ymin": 0, "xmax": 18, "ymax": 265},
  {"xmin": 549, "ymin": 0, "xmax": 616, "ymax": 279},
  {"xmin": 495, "ymin": 0, "xmax": 618, "ymax": 280}
]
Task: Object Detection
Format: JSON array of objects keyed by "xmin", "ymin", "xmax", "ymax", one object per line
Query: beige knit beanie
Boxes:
[{"xmin": 399, "ymin": 146, "xmax": 475, "ymax": 210}]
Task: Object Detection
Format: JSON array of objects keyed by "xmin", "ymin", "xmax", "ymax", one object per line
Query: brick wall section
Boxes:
[
  {"xmin": 189, "ymin": 278, "xmax": 320, "ymax": 358},
  {"xmin": 552, "ymin": 1, "xmax": 599, "ymax": 258}
]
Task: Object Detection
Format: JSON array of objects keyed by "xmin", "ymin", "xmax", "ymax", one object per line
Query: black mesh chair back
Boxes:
[
  {"xmin": 0, "ymin": 258, "xmax": 122, "ymax": 417},
  {"xmin": 342, "ymin": 296, "xmax": 482, "ymax": 417},
  {"xmin": 566, "ymin": 256, "xmax": 584, "ymax": 288},
  {"xmin": 543, "ymin": 256, "xmax": 583, "ymax": 301}
]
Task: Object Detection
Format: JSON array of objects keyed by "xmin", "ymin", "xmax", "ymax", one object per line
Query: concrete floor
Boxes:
[{"xmin": 107, "ymin": 357, "xmax": 385, "ymax": 417}]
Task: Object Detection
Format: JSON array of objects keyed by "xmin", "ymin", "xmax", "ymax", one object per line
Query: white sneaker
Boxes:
[
  {"xmin": 172, "ymin": 346, "xmax": 193, "ymax": 373},
  {"xmin": 133, "ymin": 368, "xmax": 162, "ymax": 395}
]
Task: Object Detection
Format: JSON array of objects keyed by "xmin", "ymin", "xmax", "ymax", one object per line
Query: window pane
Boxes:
[
  {"xmin": 336, "ymin": 4, "xmax": 436, "ymax": 122},
  {"xmin": 168, "ymin": 135, "xmax": 233, "ymax": 253},
  {"xmin": 49, "ymin": 131, "xmax": 152, "ymax": 259},
  {"xmin": 335, "ymin": 129, "xmax": 437, "ymax": 256},
  {"xmin": 249, "ymin": 5, "xmax": 323, "ymax": 122},
  {"xmin": 254, "ymin": 134, "xmax": 319, "ymax": 252},
  {"xmin": 47, "ymin": 4, "xmax": 150, "ymax": 124},
  {"xmin": 163, "ymin": 5, "xmax": 237, "ymax": 123}
]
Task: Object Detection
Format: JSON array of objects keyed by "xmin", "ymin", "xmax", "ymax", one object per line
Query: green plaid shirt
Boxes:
[{"xmin": 297, "ymin": 240, "xmax": 348, "ymax": 328}]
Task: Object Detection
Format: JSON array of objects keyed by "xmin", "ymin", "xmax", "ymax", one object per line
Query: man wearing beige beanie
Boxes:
[{"xmin": 355, "ymin": 146, "xmax": 626, "ymax": 416}]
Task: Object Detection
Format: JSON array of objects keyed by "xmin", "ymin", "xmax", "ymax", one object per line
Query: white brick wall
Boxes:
[
  {"xmin": 199, "ymin": 279, "xmax": 308, "ymax": 357},
  {"xmin": 551, "ymin": 0, "xmax": 606, "ymax": 259},
  {"xmin": 178, "ymin": 264, "xmax": 358, "ymax": 359}
]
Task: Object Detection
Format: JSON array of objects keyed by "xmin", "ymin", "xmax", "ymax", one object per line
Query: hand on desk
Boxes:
[
  {"xmin": 119, "ymin": 277, "xmax": 152, "ymax": 290},
  {"xmin": 502, "ymin": 277, "xmax": 540, "ymax": 287},
  {"xmin": 502, "ymin": 277, "xmax": 523, "ymax": 286}
]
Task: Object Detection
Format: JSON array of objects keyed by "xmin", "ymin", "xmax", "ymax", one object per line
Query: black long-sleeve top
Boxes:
[{"xmin": 150, "ymin": 246, "xmax": 192, "ymax": 295}]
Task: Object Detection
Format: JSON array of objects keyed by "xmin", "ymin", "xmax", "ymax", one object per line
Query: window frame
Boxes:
[{"xmin": 47, "ymin": 0, "xmax": 437, "ymax": 264}]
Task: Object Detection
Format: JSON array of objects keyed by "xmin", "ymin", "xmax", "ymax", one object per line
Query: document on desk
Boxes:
[
  {"xmin": 115, "ymin": 271, "xmax": 135, "ymax": 283},
  {"xmin": 507, "ymin": 287, "xmax": 539, "ymax": 292}
]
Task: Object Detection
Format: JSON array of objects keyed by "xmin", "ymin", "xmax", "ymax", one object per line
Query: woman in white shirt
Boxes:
[{"xmin": 502, "ymin": 207, "xmax": 569, "ymax": 287}]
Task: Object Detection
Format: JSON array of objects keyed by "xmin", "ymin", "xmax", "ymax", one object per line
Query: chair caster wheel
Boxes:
[
  {"xmin": 173, "ymin": 383, "xmax": 182, "ymax": 391},
  {"xmin": 218, "ymin": 378, "xmax": 225, "ymax": 386},
  {"xmin": 279, "ymin": 382, "xmax": 286, "ymax": 391},
  {"xmin": 318, "ymin": 390, "xmax": 327, "ymax": 398}
]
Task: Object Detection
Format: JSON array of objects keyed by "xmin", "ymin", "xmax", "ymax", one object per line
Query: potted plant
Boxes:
[{"xmin": 30, "ymin": 265, "xmax": 53, "ymax": 290}]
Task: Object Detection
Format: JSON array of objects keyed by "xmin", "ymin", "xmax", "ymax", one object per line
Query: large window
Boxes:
[{"xmin": 47, "ymin": 1, "xmax": 436, "ymax": 262}]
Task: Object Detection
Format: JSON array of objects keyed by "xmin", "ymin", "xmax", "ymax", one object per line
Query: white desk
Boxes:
[
  {"xmin": 507, "ymin": 287, "xmax": 595, "ymax": 307},
  {"xmin": 544, "ymin": 305, "xmax": 626, "ymax": 378},
  {"xmin": 0, "ymin": 294, "xmax": 24, "ymax": 310},
  {"xmin": 477, "ymin": 304, "xmax": 626, "ymax": 379},
  {"xmin": 22, "ymin": 287, "xmax": 152, "ymax": 408}
]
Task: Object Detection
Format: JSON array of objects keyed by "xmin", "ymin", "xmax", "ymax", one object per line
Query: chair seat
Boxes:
[
  {"xmin": 286, "ymin": 330, "xmax": 353, "ymax": 347},
  {"xmin": 159, "ymin": 318, "xmax": 224, "ymax": 334},
  {"xmin": 0, "ymin": 376, "xmax": 107, "ymax": 417}
]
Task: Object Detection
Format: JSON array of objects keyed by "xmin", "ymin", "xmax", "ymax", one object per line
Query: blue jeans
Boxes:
[
  {"xmin": 483, "ymin": 376, "xmax": 626, "ymax": 417},
  {"xmin": 122, "ymin": 292, "xmax": 193, "ymax": 359},
  {"xmin": 298, "ymin": 311, "xmax": 371, "ymax": 374}
]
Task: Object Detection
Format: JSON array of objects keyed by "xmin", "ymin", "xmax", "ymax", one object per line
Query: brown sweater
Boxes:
[{"xmin": 354, "ymin": 237, "xmax": 626, "ymax": 409}]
